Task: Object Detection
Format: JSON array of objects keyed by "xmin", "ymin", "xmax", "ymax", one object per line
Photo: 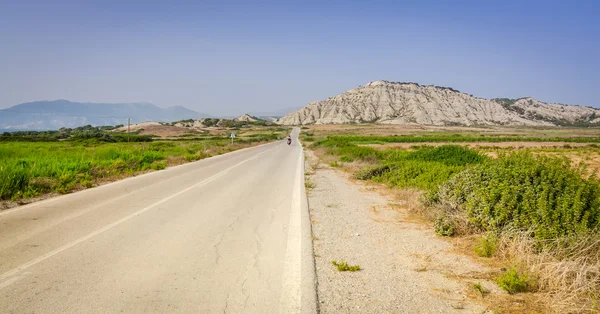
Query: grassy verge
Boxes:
[
  {"xmin": 0, "ymin": 129, "xmax": 287, "ymax": 203},
  {"xmin": 312, "ymin": 134, "xmax": 600, "ymax": 313}
]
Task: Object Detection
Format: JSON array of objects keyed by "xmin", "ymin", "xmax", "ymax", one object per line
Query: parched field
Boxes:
[
  {"xmin": 0, "ymin": 126, "xmax": 290, "ymax": 208},
  {"xmin": 304, "ymin": 124, "xmax": 600, "ymax": 138},
  {"xmin": 303, "ymin": 124, "xmax": 600, "ymax": 313}
]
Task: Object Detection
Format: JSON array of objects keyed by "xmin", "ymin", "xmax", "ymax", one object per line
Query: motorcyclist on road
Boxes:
[{"xmin": 286, "ymin": 135, "xmax": 292, "ymax": 145}]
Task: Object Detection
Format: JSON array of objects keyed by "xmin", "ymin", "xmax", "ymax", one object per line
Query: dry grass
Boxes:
[
  {"xmin": 303, "ymin": 124, "xmax": 600, "ymax": 138},
  {"xmin": 495, "ymin": 231, "xmax": 600, "ymax": 313},
  {"xmin": 363, "ymin": 141, "xmax": 596, "ymax": 151}
]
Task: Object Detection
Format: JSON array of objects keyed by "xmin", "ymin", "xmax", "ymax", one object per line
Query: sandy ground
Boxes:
[{"xmin": 305, "ymin": 150, "xmax": 503, "ymax": 314}]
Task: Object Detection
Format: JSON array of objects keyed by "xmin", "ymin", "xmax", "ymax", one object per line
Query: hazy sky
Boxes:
[{"xmin": 1, "ymin": 0, "xmax": 598, "ymax": 116}]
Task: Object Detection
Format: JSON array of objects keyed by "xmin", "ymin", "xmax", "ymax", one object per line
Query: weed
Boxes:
[
  {"xmin": 329, "ymin": 161, "xmax": 340, "ymax": 167},
  {"xmin": 495, "ymin": 268, "xmax": 531, "ymax": 294},
  {"xmin": 472, "ymin": 282, "xmax": 489, "ymax": 297},
  {"xmin": 474, "ymin": 233, "xmax": 498, "ymax": 257},
  {"xmin": 332, "ymin": 260, "xmax": 361, "ymax": 272},
  {"xmin": 339, "ymin": 155, "xmax": 354, "ymax": 162},
  {"xmin": 304, "ymin": 180, "xmax": 316, "ymax": 190}
]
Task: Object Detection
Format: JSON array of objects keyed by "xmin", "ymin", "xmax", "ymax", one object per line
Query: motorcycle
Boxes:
[{"xmin": 287, "ymin": 138, "xmax": 292, "ymax": 145}]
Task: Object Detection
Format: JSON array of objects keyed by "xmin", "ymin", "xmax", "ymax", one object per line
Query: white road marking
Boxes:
[
  {"xmin": 0, "ymin": 148, "xmax": 273, "ymax": 286},
  {"xmin": 279, "ymin": 151, "xmax": 303, "ymax": 313}
]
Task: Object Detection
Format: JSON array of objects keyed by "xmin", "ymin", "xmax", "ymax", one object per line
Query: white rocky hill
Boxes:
[
  {"xmin": 234, "ymin": 114, "xmax": 259, "ymax": 122},
  {"xmin": 278, "ymin": 81, "xmax": 599, "ymax": 126}
]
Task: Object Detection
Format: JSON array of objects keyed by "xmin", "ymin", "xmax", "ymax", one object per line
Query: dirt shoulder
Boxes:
[{"xmin": 305, "ymin": 150, "xmax": 537, "ymax": 314}]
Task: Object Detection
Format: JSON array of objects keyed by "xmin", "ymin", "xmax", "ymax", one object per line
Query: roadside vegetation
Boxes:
[
  {"xmin": 324, "ymin": 134, "xmax": 600, "ymax": 144},
  {"xmin": 0, "ymin": 125, "xmax": 152, "ymax": 142},
  {"xmin": 0, "ymin": 125, "xmax": 289, "ymax": 203},
  {"xmin": 309, "ymin": 129, "xmax": 600, "ymax": 313},
  {"xmin": 332, "ymin": 260, "xmax": 361, "ymax": 272}
]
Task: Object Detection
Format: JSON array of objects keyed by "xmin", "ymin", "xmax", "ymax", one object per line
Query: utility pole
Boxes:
[{"xmin": 127, "ymin": 118, "xmax": 130, "ymax": 143}]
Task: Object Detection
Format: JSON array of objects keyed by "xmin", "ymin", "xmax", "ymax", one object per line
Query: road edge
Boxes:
[
  {"xmin": 300, "ymin": 146, "xmax": 319, "ymax": 314},
  {"xmin": 297, "ymin": 130, "xmax": 319, "ymax": 314}
]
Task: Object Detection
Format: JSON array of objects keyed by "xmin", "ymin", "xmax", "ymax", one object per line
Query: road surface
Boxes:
[{"xmin": 0, "ymin": 128, "xmax": 316, "ymax": 313}]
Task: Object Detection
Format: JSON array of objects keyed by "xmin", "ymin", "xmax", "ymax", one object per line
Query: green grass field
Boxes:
[{"xmin": 0, "ymin": 129, "xmax": 287, "ymax": 201}]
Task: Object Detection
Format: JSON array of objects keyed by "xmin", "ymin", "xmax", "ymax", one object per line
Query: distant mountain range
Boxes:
[
  {"xmin": 278, "ymin": 81, "xmax": 600, "ymax": 126},
  {"xmin": 0, "ymin": 100, "xmax": 211, "ymax": 131}
]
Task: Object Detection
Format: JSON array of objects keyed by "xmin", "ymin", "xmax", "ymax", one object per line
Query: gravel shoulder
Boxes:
[{"xmin": 305, "ymin": 150, "xmax": 501, "ymax": 314}]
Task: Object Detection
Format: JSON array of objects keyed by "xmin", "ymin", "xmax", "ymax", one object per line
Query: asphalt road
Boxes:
[{"xmin": 0, "ymin": 128, "xmax": 316, "ymax": 313}]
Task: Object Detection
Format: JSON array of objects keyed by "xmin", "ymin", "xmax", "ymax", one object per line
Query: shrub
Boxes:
[
  {"xmin": 496, "ymin": 268, "xmax": 531, "ymax": 294},
  {"xmin": 404, "ymin": 145, "xmax": 485, "ymax": 166},
  {"xmin": 353, "ymin": 146, "xmax": 484, "ymax": 191},
  {"xmin": 434, "ymin": 152, "xmax": 600, "ymax": 240},
  {"xmin": 373, "ymin": 160, "xmax": 465, "ymax": 191}
]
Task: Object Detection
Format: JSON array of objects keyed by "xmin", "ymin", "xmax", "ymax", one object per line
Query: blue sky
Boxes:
[{"xmin": 0, "ymin": 0, "xmax": 598, "ymax": 115}]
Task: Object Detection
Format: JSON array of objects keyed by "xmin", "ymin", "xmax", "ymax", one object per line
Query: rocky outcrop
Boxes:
[
  {"xmin": 234, "ymin": 114, "xmax": 259, "ymax": 122},
  {"xmin": 278, "ymin": 81, "xmax": 599, "ymax": 126}
]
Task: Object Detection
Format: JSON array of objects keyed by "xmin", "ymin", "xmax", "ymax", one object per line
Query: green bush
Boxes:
[
  {"xmin": 496, "ymin": 268, "xmax": 531, "ymax": 294},
  {"xmin": 345, "ymin": 145, "xmax": 484, "ymax": 191},
  {"xmin": 404, "ymin": 145, "xmax": 485, "ymax": 166},
  {"xmin": 373, "ymin": 160, "xmax": 465, "ymax": 191},
  {"xmin": 434, "ymin": 153, "xmax": 600, "ymax": 240}
]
